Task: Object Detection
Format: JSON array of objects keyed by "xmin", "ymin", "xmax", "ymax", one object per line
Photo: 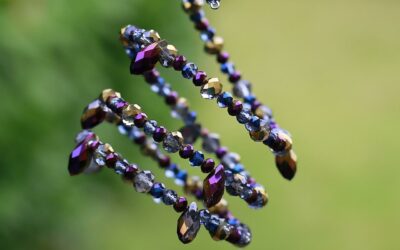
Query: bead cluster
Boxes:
[
  {"xmin": 120, "ymin": 24, "xmax": 297, "ymax": 180},
  {"xmin": 68, "ymin": 130, "xmax": 251, "ymax": 246}
]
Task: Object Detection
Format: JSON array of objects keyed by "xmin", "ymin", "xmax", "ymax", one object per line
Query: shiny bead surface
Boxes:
[
  {"xmin": 122, "ymin": 104, "xmax": 142, "ymax": 126},
  {"xmin": 217, "ymin": 92, "xmax": 233, "ymax": 108},
  {"xmin": 163, "ymin": 131, "xmax": 184, "ymax": 153},
  {"xmin": 158, "ymin": 40, "xmax": 178, "ymax": 67},
  {"xmin": 99, "ymin": 89, "xmax": 121, "ymax": 103},
  {"xmin": 275, "ymin": 150, "xmax": 297, "ymax": 180},
  {"xmin": 193, "ymin": 71, "xmax": 207, "ymax": 86},
  {"xmin": 189, "ymin": 151, "xmax": 204, "ymax": 166},
  {"xmin": 182, "ymin": 63, "xmax": 198, "ymax": 79},
  {"xmin": 205, "ymin": 36, "xmax": 224, "ymax": 54},
  {"xmin": 81, "ymin": 99, "xmax": 106, "ymax": 129},
  {"xmin": 203, "ymin": 164, "xmax": 225, "ymax": 207},
  {"xmin": 130, "ymin": 42, "xmax": 161, "ymax": 75},
  {"xmin": 133, "ymin": 170, "xmax": 155, "ymax": 193},
  {"xmin": 201, "ymin": 158, "xmax": 215, "ymax": 173},
  {"xmin": 162, "ymin": 189, "xmax": 178, "ymax": 205},
  {"xmin": 200, "ymin": 78, "xmax": 223, "ymax": 99},
  {"xmin": 174, "ymin": 197, "xmax": 188, "ymax": 213}
]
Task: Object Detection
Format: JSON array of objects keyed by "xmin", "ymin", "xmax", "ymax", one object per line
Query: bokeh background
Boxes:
[{"xmin": 1, "ymin": 0, "xmax": 399, "ymax": 249}]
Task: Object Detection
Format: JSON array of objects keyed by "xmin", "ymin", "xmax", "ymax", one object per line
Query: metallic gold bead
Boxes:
[
  {"xmin": 254, "ymin": 186, "xmax": 269, "ymax": 207},
  {"xmin": 211, "ymin": 222, "xmax": 232, "ymax": 241},
  {"xmin": 182, "ymin": 0, "xmax": 204, "ymax": 13},
  {"xmin": 142, "ymin": 29, "xmax": 161, "ymax": 44},
  {"xmin": 103, "ymin": 143, "xmax": 114, "ymax": 154},
  {"xmin": 249, "ymin": 127, "xmax": 270, "ymax": 141},
  {"xmin": 200, "ymin": 78, "xmax": 223, "ymax": 99},
  {"xmin": 205, "ymin": 36, "xmax": 224, "ymax": 54},
  {"xmin": 157, "ymin": 40, "xmax": 178, "ymax": 67},
  {"xmin": 275, "ymin": 150, "xmax": 297, "ymax": 180},
  {"xmin": 100, "ymin": 89, "xmax": 121, "ymax": 103},
  {"xmin": 121, "ymin": 104, "xmax": 142, "ymax": 126}
]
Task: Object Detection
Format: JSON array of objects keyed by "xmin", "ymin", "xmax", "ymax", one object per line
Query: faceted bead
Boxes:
[
  {"xmin": 249, "ymin": 127, "xmax": 270, "ymax": 142},
  {"xmin": 189, "ymin": 151, "xmax": 204, "ymax": 166},
  {"xmin": 150, "ymin": 182, "xmax": 166, "ymax": 198},
  {"xmin": 255, "ymin": 105, "xmax": 273, "ymax": 119},
  {"xmin": 237, "ymin": 224, "xmax": 252, "ymax": 247},
  {"xmin": 182, "ymin": 0, "xmax": 204, "ymax": 14},
  {"xmin": 114, "ymin": 160, "xmax": 127, "ymax": 175},
  {"xmin": 123, "ymin": 164, "xmax": 138, "ymax": 181},
  {"xmin": 122, "ymin": 104, "xmax": 142, "ymax": 126},
  {"xmin": 163, "ymin": 131, "xmax": 184, "ymax": 153},
  {"xmin": 162, "ymin": 189, "xmax": 178, "ymax": 205},
  {"xmin": 203, "ymin": 164, "xmax": 225, "ymax": 207},
  {"xmin": 183, "ymin": 111, "xmax": 197, "ymax": 125},
  {"xmin": 217, "ymin": 51, "xmax": 229, "ymax": 64},
  {"xmin": 99, "ymin": 89, "xmax": 121, "ymax": 103},
  {"xmin": 75, "ymin": 130, "xmax": 96, "ymax": 144},
  {"xmin": 193, "ymin": 71, "xmax": 207, "ymax": 86},
  {"xmin": 248, "ymin": 186, "xmax": 269, "ymax": 208},
  {"xmin": 179, "ymin": 144, "xmax": 195, "ymax": 159},
  {"xmin": 133, "ymin": 113, "xmax": 147, "ymax": 128},
  {"xmin": 105, "ymin": 152, "xmax": 119, "ymax": 168},
  {"xmin": 68, "ymin": 140, "xmax": 91, "ymax": 176},
  {"xmin": 165, "ymin": 91, "xmax": 178, "ymax": 105},
  {"xmin": 157, "ymin": 40, "xmax": 178, "ymax": 67},
  {"xmin": 81, "ymin": 99, "xmax": 106, "ymax": 129},
  {"xmin": 233, "ymin": 80, "xmax": 252, "ymax": 98},
  {"xmin": 141, "ymin": 29, "xmax": 161, "ymax": 44},
  {"xmin": 200, "ymin": 27, "xmax": 215, "ymax": 41},
  {"xmin": 205, "ymin": 36, "xmax": 224, "ymax": 54},
  {"xmin": 221, "ymin": 152, "xmax": 240, "ymax": 169},
  {"xmin": 263, "ymin": 128, "xmax": 293, "ymax": 153},
  {"xmin": 245, "ymin": 116, "xmax": 261, "ymax": 132},
  {"xmin": 216, "ymin": 147, "xmax": 228, "ymax": 159},
  {"xmin": 211, "ymin": 222, "xmax": 232, "ymax": 241},
  {"xmin": 177, "ymin": 202, "xmax": 201, "ymax": 244},
  {"xmin": 225, "ymin": 172, "xmax": 247, "ymax": 196},
  {"xmin": 228, "ymin": 100, "xmax": 243, "ymax": 116},
  {"xmin": 204, "ymin": 214, "xmax": 220, "ymax": 234},
  {"xmin": 221, "ymin": 62, "xmax": 235, "ymax": 75},
  {"xmin": 143, "ymin": 120, "xmax": 157, "ymax": 135},
  {"xmin": 229, "ymin": 71, "xmax": 241, "ymax": 83},
  {"xmin": 201, "ymin": 158, "xmax": 215, "ymax": 173},
  {"xmin": 182, "ymin": 63, "xmax": 198, "ymax": 79},
  {"xmin": 153, "ymin": 126, "xmax": 167, "ymax": 142},
  {"xmin": 202, "ymin": 133, "xmax": 220, "ymax": 153},
  {"xmin": 179, "ymin": 123, "xmax": 201, "ymax": 144},
  {"xmin": 217, "ymin": 92, "xmax": 233, "ymax": 108},
  {"xmin": 275, "ymin": 150, "xmax": 297, "ymax": 180},
  {"xmin": 199, "ymin": 209, "xmax": 211, "ymax": 225},
  {"xmin": 174, "ymin": 197, "xmax": 188, "ymax": 213},
  {"xmin": 158, "ymin": 155, "xmax": 171, "ymax": 168},
  {"xmin": 171, "ymin": 97, "xmax": 189, "ymax": 120},
  {"xmin": 208, "ymin": 199, "xmax": 229, "ymax": 216},
  {"xmin": 130, "ymin": 42, "xmax": 161, "ymax": 75},
  {"xmin": 236, "ymin": 108, "xmax": 252, "ymax": 124},
  {"xmin": 195, "ymin": 18, "xmax": 209, "ymax": 31},
  {"xmin": 173, "ymin": 55, "xmax": 187, "ymax": 71},
  {"xmin": 143, "ymin": 69, "xmax": 160, "ymax": 83},
  {"xmin": 133, "ymin": 170, "xmax": 155, "ymax": 193},
  {"xmin": 108, "ymin": 97, "xmax": 128, "ymax": 113},
  {"xmin": 200, "ymin": 78, "xmax": 223, "ymax": 99}
]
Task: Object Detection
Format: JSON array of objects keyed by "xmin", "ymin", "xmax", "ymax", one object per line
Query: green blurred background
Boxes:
[{"xmin": 1, "ymin": 0, "xmax": 399, "ymax": 249}]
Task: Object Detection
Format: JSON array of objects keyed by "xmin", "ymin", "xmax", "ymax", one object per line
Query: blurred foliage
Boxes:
[{"xmin": 0, "ymin": 0, "xmax": 399, "ymax": 249}]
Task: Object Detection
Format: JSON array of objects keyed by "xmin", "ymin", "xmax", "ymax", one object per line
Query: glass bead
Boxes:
[
  {"xmin": 122, "ymin": 104, "xmax": 142, "ymax": 126},
  {"xmin": 217, "ymin": 92, "xmax": 233, "ymax": 108},
  {"xmin": 163, "ymin": 131, "xmax": 184, "ymax": 153},
  {"xmin": 236, "ymin": 108, "xmax": 252, "ymax": 124},
  {"xmin": 182, "ymin": 63, "xmax": 198, "ymax": 79},
  {"xmin": 157, "ymin": 40, "xmax": 178, "ymax": 67},
  {"xmin": 133, "ymin": 170, "xmax": 155, "ymax": 193},
  {"xmin": 200, "ymin": 78, "xmax": 223, "ymax": 99},
  {"xmin": 177, "ymin": 202, "xmax": 201, "ymax": 244},
  {"xmin": 202, "ymin": 133, "xmax": 220, "ymax": 153},
  {"xmin": 204, "ymin": 36, "xmax": 224, "ymax": 54},
  {"xmin": 162, "ymin": 189, "xmax": 178, "ymax": 205},
  {"xmin": 245, "ymin": 116, "xmax": 261, "ymax": 132},
  {"xmin": 143, "ymin": 120, "xmax": 157, "ymax": 135},
  {"xmin": 233, "ymin": 80, "xmax": 252, "ymax": 98},
  {"xmin": 189, "ymin": 151, "xmax": 204, "ymax": 166},
  {"xmin": 150, "ymin": 182, "xmax": 166, "ymax": 198}
]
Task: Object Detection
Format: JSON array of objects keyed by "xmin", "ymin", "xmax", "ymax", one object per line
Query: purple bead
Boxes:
[
  {"xmin": 203, "ymin": 164, "xmax": 225, "ymax": 207},
  {"xmin": 251, "ymin": 100, "xmax": 262, "ymax": 112},
  {"xmin": 109, "ymin": 97, "xmax": 128, "ymax": 113},
  {"xmin": 193, "ymin": 71, "xmax": 207, "ymax": 86},
  {"xmin": 173, "ymin": 55, "xmax": 187, "ymax": 71},
  {"xmin": 158, "ymin": 155, "xmax": 171, "ymax": 168},
  {"xmin": 201, "ymin": 158, "xmax": 215, "ymax": 173},
  {"xmin": 130, "ymin": 43, "xmax": 161, "ymax": 75},
  {"xmin": 216, "ymin": 147, "xmax": 228, "ymax": 159},
  {"xmin": 195, "ymin": 18, "xmax": 209, "ymax": 31},
  {"xmin": 105, "ymin": 153, "xmax": 119, "ymax": 168},
  {"xmin": 179, "ymin": 144, "xmax": 195, "ymax": 159},
  {"xmin": 217, "ymin": 52, "xmax": 229, "ymax": 64},
  {"xmin": 143, "ymin": 69, "xmax": 160, "ymax": 84},
  {"xmin": 153, "ymin": 126, "xmax": 167, "ymax": 142},
  {"xmin": 81, "ymin": 99, "xmax": 106, "ymax": 129},
  {"xmin": 133, "ymin": 113, "xmax": 147, "ymax": 128},
  {"xmin": 165, "ymin": 91, "xmax": 178, "ymax": 105},
  {"xmin": 228, "ymin": 100, "xmax": 243, "ymax": 116},
  {"xmin": 174, "ymin": 197, "xmax": 188, "ymax": 213},
  {"xmin": 68, "ymin": 141, "xmax": 91, "ymax": 176},
  {"xmin": 229, "ymin": 71, "xmax": 241, "ymax": 83},
  {"xmin": 133, "ymin": 133, "xmax": 146, "ymax": 145},
  {"xmin": 123, "ymin": 164, "xmax": 138, "ymax": 180}
]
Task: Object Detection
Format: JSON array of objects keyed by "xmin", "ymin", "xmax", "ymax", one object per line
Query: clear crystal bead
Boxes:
[
  {"xmin": 162, "ymin": 189, "xmax": 178, "ymax": 205},
  {"xmin": 134, "ymin": 171, "xmax": 155, "ymax": 193},
  {"xmin": 202, "ymin": 133, "xmax": 220, "ymax": 153},
  {"xmin": 163, "ymin": 132, "xmax": 183, "ymax": 153}
]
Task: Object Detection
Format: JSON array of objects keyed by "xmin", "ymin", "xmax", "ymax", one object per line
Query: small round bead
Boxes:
[
  {"xmin": 182, "ymin": 63, "xmax": 198, "ymax": 79},
  {"xmin": 105, "ymin": 153, "xmax": 119, "ymax": 168},
  {"xmin": 201, "ymin": 158, "xmax": 215, "ymax": 173},
  {"xmin": 217, "ymin": 92, "xmax": 233, "ymax": 108},
  {"xmin": 133, "ymin": 113, "xmax": 147, "ymax": 127},
  {"xmin": 165, "ymin": 91, "xmax": 178, "ymax": 105},
  {"xmin": 189, "ymin": 151, "xmax": 205, "ymax": 166},
  {"xmin": 179, "ymin": 144, "xmax": 195, "ymax": 159},
  {"xmin": 123, "ymin": 164, "xmax": 138, "ymax": 181},
  {"xmin": 162, "ymin": 189, "xmax": 178, "ymax": 205},
  {"xmin": 251, "ymin": 100, "xmax": 262, "ymax": 112},
  {"xmin": 133, "ymin": 133, "xmax": 146, "ymax": 145},
  {"xmin": 229, "ymin": 71, "xmax": 241, "ymax": 83},
  {"xmin": 150, "ymin": 182, "xmax": 166, "ymax": 198},
  {"xmin": 228, "ymin": 100, "xmax": 243, "ymax": 116},
  {"xmin": 153, "ymin": 126, "xmax": 167, "ymax": 142},
  {"xmin": 158, "ymin": 155, "xmax": 171, "ymax": 168},
  {"xmin": 193, "ymin": 71, "xmax": 208, "ymax": 86},
  {"xmin": 195, "ymin": 18, "xmax": 209, "ymax": 31},
  {"xmin": 173, "ymin": 55, "xmax": 187, "ymax": 71},
  {"xmin": 216, "ymin": 147, "xmax": 228, "ymax": 159},
  {"xmin": 217, "ymin": 51, "xmax": 229, "ymax": 64},
  {"xmin": 173, "ymin": 197, "xmax": 188, "ymax": 213}
]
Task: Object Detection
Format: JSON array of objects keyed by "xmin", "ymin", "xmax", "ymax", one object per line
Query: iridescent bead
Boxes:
[
  {"xmin": 108, "ymin": 97, "xmax": 128, "ymax": 113},
  {"xmin": 245, "ymin": 116, "xmax": 261, "ymax": 132},
  {"xmin": 158, "ymin": 155, "xmax": 171, "ymax": 168},
  {"xmin": 157, "ymin": 40, "xmax": 178, "ymax": 67},
  {"xmin": 216, "ymin": 147, "xmax": 228, "ymax": 159},
  {"xmin": 195, "ymin": 18, "xmax": 209, "ymax": 31},
  {"xmin": 205, "ymin": 36, "xmax": 224, "ymax": 54},
  {"xmin": 177, "ymin": 202, "xmax": 201, "ymax": 244},
  {"xmin": 221, "ymin": 62, "xmax": 235, "ymax": 75},
  {"xmin": 211, "ymin": 222, "xmax": 232, "ymax": 241},
  {"xmin": 200, "ymin": 78, "xmax": 223, "ymax": 99},
  {"xmin": 189, "ymin": 151, "xmax": 204, "ymax": 166},
  {"xmin": 233, "ymin": 80, "xmax": 252, "ymax": 98},
  {"xmin": 179, "ymin": 144, "xmax": 195, "ymax": 159},
  {"xmin": 174, "ymin": 197, "xmax": 188, "ymax": 213},
  {"xmin": 171, "ymin": 97, "xmax": 189, "ymax": 120},
  {"xmin": 179, "ymin": 123, "xmax": 201, "ymax": 144},
  {"xmin": 200, "ymin": 27, "xmax": 215, "ymax": 42},
  {"xmin": 202, "ymin": 133, "xmax": 220, "ymax": 153},
  {"xmin": 130, "ymin": 42, "xmax": 161, "ymax": 75},
  {"xmin": 133, "ymin": 113, "xmax": 147, "ymax": 128},
  {"xmin": 133, "ymin": 170, "xmax": 155, "ymax": 193},
  {"xmin": 217, "ymin": 51, "xmax": 229, "ymax": 64},
  {"xmin": 123, "ymin": 164, "xmax": 138, "ymax": 181},
  {"xmin": 263, "ymin": 128, "xmax": 292, "ymax": 153},
  {"xmin": 221, "ymin": 152, "xmax": 240, "ymax": 169},
  {"xmin": 99, "ymin": 89, "xmax": 121, "ymax": 103},
  {"xmin": 203, "ymin": 164, "xmax": 225, "ymax": 207},
  {"xmin": 192, "ymin": 71, "xmax": 207, "ymax": 86},
  {"xmin": 249, "ymin": 126, "xmax": 270, "ymax": 142},
  {"xmin": 236, "ymin": 108, "xmax": 252, "ymax": 124},
  {"xmin": 217, "ymin": 92, "xmax": 233, "ymax": 108},
  {"xmin": 255, "ymin": 105, "xmax": 273, "ymax": 119},
  {"xmin": 80, "ymin": 100, "xmax": 106, "ymax": 129},
  {"xmin": 204, "ymin": 214, "xmax": 220, "ymax": 234},
  {"xmin": 150, "ymin": 182, "xmax": 165, "ymax": 198},
  {"xmin": 190, "ymin": 10, "xmax": 204, "ymax": 22},
  {"xmin": 153, "ymin": 126, "xmax": 167, "ymax": 142},
  {"xmin": 248, "ymin": 187, "xmax": 269, "ymax": 208},
  {"xmin": 173, "ymin": 55, "xmax": 187, "ymax": 71},
  {"xmin": 141, "ymin": 29, "xmax": 161, "ymax": 44},
  {"xmin": 201, "ymin": 158, "xmax": 215, "ymax": 173},
  {"xmin": 227, "ymin": 100, "xmax": 243, "ymax": 116},
  {"xmin": 114, "ymin": 160, "xmax": 127, "ymax": 175},
  {"xmin": 162, "ymin": 189, "xmax": 178, "ymax": 205},
  {"xmin": 143, "ymin": 120, "xmax": 157, "ymax": 135},
  {"xmin": 275, "ymin": 150, "xmax": 297, "ymax": 180},
  {"xmin": 229, "ymin": 71, "xmax": 241, "ymax": 83},
  {"xmin": 68, "ymin": 136, "xmax": 93, "ymax": 176},
  {"xmin": 122, "ymin": 104, "xmax": 142, "ymax": 126},
  {"xmin": 143, "ymin": 69, "xmax": 160, "ymax": 83},
  {"xmin": 199, "ymin": 209, "xmax": 211, "ymax": 225},
  {"xmin": 163, "ymin": 131, "xmax": 184, "ymax": 153},
  {"xmin": 183, "ymin": 111, "xmax": 197, "ymax": 125},
  {"xmin": 182, "ymin": 63, "xmax": 198, "ymax": 79},
  {"xmin": 105, "ymin": 152, "xmax": 119, "ymax": 168},
  {"xmin": 75, "ymin": 130, "xmax": 96, "ymax": 144}
]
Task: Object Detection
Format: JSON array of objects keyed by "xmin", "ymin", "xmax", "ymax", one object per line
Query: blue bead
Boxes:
[
  {"xmin": 228, "ymin": 218, "xmax": 239, "ymax": 226},
  {"xmin": 244, "ymin": 95, "xmax": 256, "ymax": 104},
  {"xmin": 217, "ymin": 92, "xmax": 233, "ymax": 108},
  {"xmin": 184, "ymin": 111, "xmax": 197, "ymax": 125},
  {"xmin": 150, "ymin": 182, "xmax": 165, "ymax": 198},
  {"xmin": 236, "ymin": 109, "xmax": 251, "ymax": 124},
  {"xmin": 190, "ymin": 10, "xmax": 204, "ymax": 22},
  {"xmin": 175, "ymin": 170, "xmax": 188, "ymax": 182},
  {"xmin": 221, "ymin": 62, "xmax": 235, "ymax": 75},
  {"xmin": 200, "ymin": 27, "xmax": 215, "ymax": 42},
  {"xmin": 205, "ymin": 215, "xmax": 220, "ymax": 233},
  {"xmin": 125, "ymin": 48, "xmax": 136, "ymax": 59},
  {"xmin": 182, "ymin": 63, "xmax": 198, "ymax": 79},
  {"xmin": 232, "ymin": 164, "xmax": 244, "ymax": 173},
  {"xmin": 245, "ymin": 116, "xmax": 261, "ymax": 132},
  {"xmin": 189, "ymin": 151, "xmax": 204, "ymax": 166}
]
